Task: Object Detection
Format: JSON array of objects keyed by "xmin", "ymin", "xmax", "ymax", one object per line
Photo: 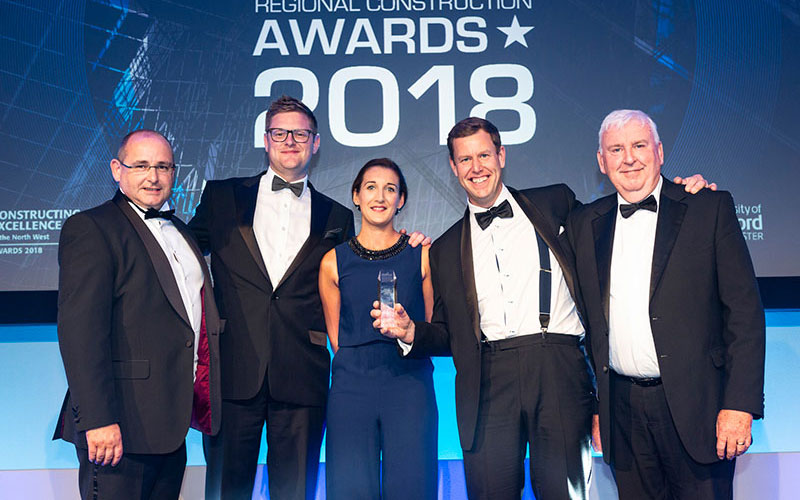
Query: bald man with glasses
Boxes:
[{"xmin": 54, "ymin": 129, "xmax": 223, "ymax": 499}]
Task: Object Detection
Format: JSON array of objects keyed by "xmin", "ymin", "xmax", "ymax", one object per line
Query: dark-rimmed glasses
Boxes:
[{"xmin": 266, "ymin": 128, "xmax": 315, "ymax": 143}]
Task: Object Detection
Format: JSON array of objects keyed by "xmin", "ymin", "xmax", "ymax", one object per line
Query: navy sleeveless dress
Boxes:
[{"xmin": 325, "ymin": 235, "xmax": 438, "ymax": 500}]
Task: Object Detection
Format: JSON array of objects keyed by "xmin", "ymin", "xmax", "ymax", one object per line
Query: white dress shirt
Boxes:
[
  {"xmin": 254, "ymin": 168, "xmax": 311, "ymax": 285},
  {"xmin": 608, "ymin": 177, "xmax": 663, "ymax": 377},
  {"xmin": 468, "ymin": 185, "xmax": 584, "ymax": 340},
  {"xmin": 124, "ymin": 197, "xmax": 204, "ymax": 377}
]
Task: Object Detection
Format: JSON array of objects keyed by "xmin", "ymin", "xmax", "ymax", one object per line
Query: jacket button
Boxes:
[
  {"xmin": 602, "ymin": 365, "xmax": 609, "ymax": 373},
  {"xmin": 272, "ymin": 294, "xmax": 279, "ymax": 300},
  {"xmin": 651, "ymin": 316, "xmax": 659, "ymax": 321},
  {"xmin": 185, "ymin": 340, "xmax": 193, "ymax": 348}
]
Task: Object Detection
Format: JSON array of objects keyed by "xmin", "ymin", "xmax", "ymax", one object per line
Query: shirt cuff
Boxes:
[{"xmin": 397, "ymin": 339, "xmax": 413, "ymax": 356}]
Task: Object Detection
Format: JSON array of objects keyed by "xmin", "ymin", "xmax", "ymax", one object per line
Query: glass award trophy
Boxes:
[{"xmin": 378, "ymin": 269, "xmax": 397, "ymax": 329}]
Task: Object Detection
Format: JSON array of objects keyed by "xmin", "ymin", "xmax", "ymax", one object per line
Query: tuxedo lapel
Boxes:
[
  {"xmin": 274, "ymin": 184, "xmax": 330, "ymax": 291},
  {"xmin": 650, "ymin": 181, "xmax": 687, "ymax": 301},
  {"xmin": 112, "ymin": 192, "xmax": 192, "ymax": 331},
  {"xmin": 591, "ymin": 196, "xmax": 617, "ymax": 326},
  {"xmin": 510, "ymin": 188, "xmax": 578, "ymax": 300},
  {"xmin": 234, "ymin": 174, "xmax": 270, "ymax": 284},
  {"xmin": 459, "ymin": 210, "xmax": 481, "ymax": 342}
]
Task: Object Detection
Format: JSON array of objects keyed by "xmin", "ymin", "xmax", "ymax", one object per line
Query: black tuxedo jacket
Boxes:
[
  {"xmin": 567, "ymin": 178, "xmax": 765, "ymax": 464},
  {"xmin": 409, "ymin": 184, "xmax": 584, "ymax": 451},
  {"xmin": 188, "ymin": 173, "xmax": 354, "ymax": 406},
  {"xmin": 54, "ymin": 191, "xmax": 223, "ymax": 454}
]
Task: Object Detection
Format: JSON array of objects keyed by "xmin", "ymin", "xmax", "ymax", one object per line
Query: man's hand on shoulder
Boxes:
[
  {"xmin": 674, "ymin": 174, "xmax": 717, "ymax": 193},
  {"xmin": 86, "ymin": 423, "xmax": 123, "ymax": 466},
  {"xmin": 400, "ymin": 229, "xmax": 432, "ymax": 248}
]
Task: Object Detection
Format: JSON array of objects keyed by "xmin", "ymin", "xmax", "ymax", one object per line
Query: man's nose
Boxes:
[
  {"xmin": 623, "ymin": 148, "xmax": 635, "ymax": 164},
  {"xmin": 145, "ymin": 166, "xmax": 160, "ymax": 181}
]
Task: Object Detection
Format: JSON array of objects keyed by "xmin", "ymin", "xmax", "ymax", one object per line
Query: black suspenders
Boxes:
[{"xmin": 534, "ymin": 229, "xmax": 551, "ymax": 335}]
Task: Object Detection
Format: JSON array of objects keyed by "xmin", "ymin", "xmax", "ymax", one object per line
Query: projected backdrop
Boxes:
[{"xmin": 1, "ymin": 0, "xmax": 797, "ymax": 290}]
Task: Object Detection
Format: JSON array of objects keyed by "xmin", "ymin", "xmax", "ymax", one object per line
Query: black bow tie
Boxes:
[
  {"xmin": 121, "ymin": 192, "xmax": 174, "ymax": 220},
  {"xmin": 475, "ymin": 199, "xmax": 514, "ymax": 230},
  {"xmin": 272, "ymin": 176, "xmax": 304, "ymax": 197},
  {"xmin": 144, "ymin": 208, "xmax": 175, "ymax": 220},
  {"xmin": 619, "ymin": 195, "xmax": 657, "ymax": 219}
]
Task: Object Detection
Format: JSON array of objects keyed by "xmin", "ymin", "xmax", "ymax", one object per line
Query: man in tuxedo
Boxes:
[
  {"xmin": 567, "ymin": 109, "xmax": 765, "ymax": 499},
  {"xmin": 376, "ymin": 117, "xmax": 596, "ymax": 500},
  {"xmin": 54, "ymin": 130, "xmax": 223, "ymax": 499},
  {"xmin": 188, "ymin": 96, "xmax": 355, "ymax": 500}
]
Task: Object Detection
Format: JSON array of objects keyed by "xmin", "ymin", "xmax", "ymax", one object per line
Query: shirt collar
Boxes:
[{"xmin": 467, "ymin": 184, "xmax": 511, "ymax": 216}]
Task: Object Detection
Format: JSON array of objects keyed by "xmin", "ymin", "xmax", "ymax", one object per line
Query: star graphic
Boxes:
[{"xmin": 497, "ymin": 15, "xmax": 534, "ymax": 48}]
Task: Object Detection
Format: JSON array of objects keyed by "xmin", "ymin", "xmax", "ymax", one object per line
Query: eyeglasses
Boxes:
[
  {"xmin": 266, "ymin": 128, "xmax": 315, "ymax": 143},
  {"xmin": 117, "ymin": 160, "xmax": 176, "ymax": 174}
]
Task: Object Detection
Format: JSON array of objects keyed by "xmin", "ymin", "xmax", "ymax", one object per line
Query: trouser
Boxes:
[
  {"xmin": 203, "ymin": 374, "xmax": 324, "ymax": 500},
  {"xmin": 76, "ymin": 442, "xmax": 186, "ymax": 500},
  {"xmin": 463, "ymin": 333, "xmax": 595, "ymax": 500},
  {"xmin": 610, "ymin": 372, "xmax": 735, "ymax": 500}
]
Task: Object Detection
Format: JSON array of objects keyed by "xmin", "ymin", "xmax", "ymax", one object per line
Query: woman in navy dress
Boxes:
[{"xmin": 319, "ymin": 158, "xmax": 438, "ymax": 499}]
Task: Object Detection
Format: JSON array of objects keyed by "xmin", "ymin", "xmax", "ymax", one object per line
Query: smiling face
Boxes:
[
  {"xmin": 449, "ymin": 130, "xmax": 506, "ymax": 208},
  {"xmin": 264, "ymin": 111, "xmax": 320, "ymax": 182},
  {"xmin": 597, "ymin": 119, "xmax": 664, "ymax": 203},
  {"xmin": 353, "ymin": 166, "xmax": 405, "ymax": 228},
  {"xmin": 110, "ymin": 132, "xmax": 174, "ymax": 210}
]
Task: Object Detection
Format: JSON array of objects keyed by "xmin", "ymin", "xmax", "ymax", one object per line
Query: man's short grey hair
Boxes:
[
  {"xmin": 117, "ymin": 129, "xmax": 171, "ymax": 162},
  {"xmin": 597, "ymin": 109, "xmax": 660, "ymax": 151}
]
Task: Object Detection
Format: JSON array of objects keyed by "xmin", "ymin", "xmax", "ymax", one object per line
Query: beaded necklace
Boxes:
[{"xmin": 348, "ymin": 233, "xmax": 409, "ymax": 261}]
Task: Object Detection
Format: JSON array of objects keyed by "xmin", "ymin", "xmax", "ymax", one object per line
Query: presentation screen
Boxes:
[{"xmin": 1, "ymin": 0, "xmax": 798, "ymax": 291}]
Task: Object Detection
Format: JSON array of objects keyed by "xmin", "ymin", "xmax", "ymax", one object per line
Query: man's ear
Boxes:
[
  {"xmin": 597, "ymin": 151, "xmax": 607, "ymax": 175},
  {"xmin": 312, "ymin": 133, "xmax": 320, "ymax": 154},
  {"xmin": 110, "ymin": 158, "xmax": 122, "ymax": 182}
]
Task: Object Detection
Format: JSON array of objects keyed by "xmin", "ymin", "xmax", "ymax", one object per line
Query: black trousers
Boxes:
[
  {"xmin": 203, "ymin": 372, "xmax": 325, "ymax": 500},
  {"xmin": 463, "ymin": 334, "xmax": 595, "ymax": 500},
  {"xmin": 610, "ymin": 372, "xmax": 735, "ymax": 500},
  {"xmin": 76, "ymin": 442, "xmax": 186, "ymax": 500}
]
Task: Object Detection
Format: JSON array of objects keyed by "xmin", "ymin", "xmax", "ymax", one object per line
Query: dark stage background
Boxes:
[{"xmin": 1, "ymin": 0, "xmax": 798, "ymax": 299}]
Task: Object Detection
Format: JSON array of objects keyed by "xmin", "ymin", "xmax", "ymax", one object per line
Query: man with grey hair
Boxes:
[{"xmin": 567, "ymin": 109, "xmax": 765, "ymax": 499}]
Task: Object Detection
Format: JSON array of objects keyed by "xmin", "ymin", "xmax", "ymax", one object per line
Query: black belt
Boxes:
[
  {"xmin": 612, "ymin": 370, "xmax": 662, "ymax": 387},
  {"xmin": 481, "ymin": 333, "xmax": 582, "ymax": 352}
]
